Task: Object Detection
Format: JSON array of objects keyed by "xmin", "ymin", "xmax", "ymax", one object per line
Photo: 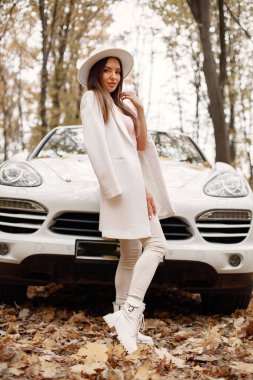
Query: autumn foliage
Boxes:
[{"xmin": 0, "ymin": 286, "xmax": 252, "ymax": 379}]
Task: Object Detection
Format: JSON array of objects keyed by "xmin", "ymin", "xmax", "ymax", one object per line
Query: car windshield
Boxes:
[
  {"xmin": 151, "ymin": 132, "xmax": 205, "ymax": 165},
  {"xmin": 36, "ymin": 128, "xmax": 87, "ymax": 158},
  {"xmin": 36, "ymin": 127, "xmax": 205, "ymax": 165}
]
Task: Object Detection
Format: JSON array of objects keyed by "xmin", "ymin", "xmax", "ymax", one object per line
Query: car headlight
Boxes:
[
  {"xmin": 0, "ymin": 161, "xmax": 42, "ymax": 187},
  {"xmin": 204, "ymin": 172, "xmax": 248, "ymax": 197}
]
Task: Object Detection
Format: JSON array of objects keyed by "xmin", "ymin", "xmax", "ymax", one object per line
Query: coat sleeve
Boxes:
[
  {"xmin": 80, "ymin": 91, "xmax": 122, "ymax": 199},
  {"xmin": 138, "ymin": 132, "xmax": 175, "ymax": 219}
]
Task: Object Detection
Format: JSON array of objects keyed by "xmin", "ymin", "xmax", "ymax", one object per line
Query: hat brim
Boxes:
[{"xmin": 77, "ymin": 48, "xmax": 134, "ymax": 86}]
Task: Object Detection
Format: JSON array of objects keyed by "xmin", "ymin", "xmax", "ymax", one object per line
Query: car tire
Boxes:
[
  {"xmin": 201, "ymin": 287, "xmax": 253, "ymax": 314},
  {"xmin": 0, "ymin": 284, "xmax": 27, "ymax": 304}
]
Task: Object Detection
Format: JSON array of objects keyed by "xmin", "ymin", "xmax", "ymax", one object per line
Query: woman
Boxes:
[{"xmin": 78, "ymin": 47, "xmax": 174, "ymax": 354}]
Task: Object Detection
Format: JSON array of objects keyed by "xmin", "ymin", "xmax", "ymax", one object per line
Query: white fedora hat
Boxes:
[{"xmin": 77, "ymin": 46, "xmax": 134, "ymax": 86}]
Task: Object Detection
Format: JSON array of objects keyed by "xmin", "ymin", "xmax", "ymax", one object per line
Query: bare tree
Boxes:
[
  {"xmin": 49, "ymin": 0, "xmax": 74, "ymax": 128},
  {"xmin": 37, "ymin": 0, "xmax": 58, "ymax": 138},
  {"xmin": 0, "ymin": 0, "xmax": 19, "ymax": 41},
  {"xmin": 190, "ymin": 45, "xmax": 201, "ymax": 141},
  {"xmin": 32, "ymin": 0, "xmax": 116, "ymax": 140},
  {"xmin": 218, "ymin": 0, "xmax": 227, "ymax": 95},
  {"xmin": 0, "ymin": 65, "xmax": 15, "ymax": 160},
  {"xmin": 186, "ymin": 0, "xmax": 230, "ymax": 163}
]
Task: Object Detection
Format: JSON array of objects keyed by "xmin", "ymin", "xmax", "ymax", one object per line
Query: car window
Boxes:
[
  {"xmin": 36, "ymin": 127, "xmax": 205, "ymax": 165},
  {"xmin": 37, "ymin": 128, "xmax": 87, "ymax": 158},
  {"xmin": 151, "ymin": 132, "xmax": 205, "ymax": 165}
]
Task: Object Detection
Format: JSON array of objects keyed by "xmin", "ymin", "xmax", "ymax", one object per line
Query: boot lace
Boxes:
[{"xmin": 138, "ymin": 314, "xmax": 145, "ymax": 333}]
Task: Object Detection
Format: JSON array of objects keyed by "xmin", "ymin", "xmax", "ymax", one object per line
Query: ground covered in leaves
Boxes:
[{"xmin": 0, "ymin": 285, "xmax": 253, "ymax": 379}]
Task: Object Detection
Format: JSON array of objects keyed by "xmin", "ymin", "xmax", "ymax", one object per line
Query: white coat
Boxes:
[{"xmin": 80, "ymin": 90, "xmax": 174, "ymax": 239}]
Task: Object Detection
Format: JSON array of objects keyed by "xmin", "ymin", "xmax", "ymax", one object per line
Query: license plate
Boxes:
[{"xmin": 75, "ymin": 239, "xmax": 120, "ymax": 260}]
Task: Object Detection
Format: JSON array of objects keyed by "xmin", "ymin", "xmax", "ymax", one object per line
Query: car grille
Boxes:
[
  {"xmin": 0, "ymin": 199, "xmax": 48, "ymax": 234},
  {"xmin": 196, "ymin": 210, "xmax": 252, "ymax": 244},
  {"xmin": 49, "ymin": 212, "xmax": 192, "ymax": 240},
  {"xmin": 160, "ymin": 217, "xmax": 192, "ymax": 240},
  {"xmin": 50, "ymin": 212, "xmax": 101, "ymax": 237}
]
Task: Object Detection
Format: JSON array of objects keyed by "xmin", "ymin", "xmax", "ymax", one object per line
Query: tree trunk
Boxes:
[
  {"xmin": 190, "ymin": 44, "xmax": 201, "ymax": 142},
  {"xmin": 218, "ymin": 0, "xmax": 227, "ymax": 95},
  {"xmin": 39, "ymin": 0, "xmax": 48, "ymax": 138},
  {"xmin": 0, "ymin": 1, "xmax": 18, "ymax": 41},
  {"xmin": 187, "ymin": 0, "xmax": 230, "ymax": 163},
  {"xmin": 227, "ymin": 43, "xmax": 236, "ymax": 164},
  {"xmin": 17, "ymin": 54, "xmax": 25, "ymax": 150},
  {"xmin": 50, "ymin": 0, "xmax": 74, "ymax": 128},
  {"xmin": 0, "ymin": 66, "xmax": 10, "ymax": 160}
]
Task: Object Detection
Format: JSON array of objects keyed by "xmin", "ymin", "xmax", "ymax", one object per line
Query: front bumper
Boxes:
[
  {"xmin": 0, "ymin": 253, "xmax": 252, "ymax": 294},
  {"xmin": 0, "ymin": 232, "xmax": 253, "ymax": 292}
]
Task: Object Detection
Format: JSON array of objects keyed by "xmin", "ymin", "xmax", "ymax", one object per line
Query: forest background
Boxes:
[{"xmin": 0, "ymin": 0, "xmax": 253, "ymax": 184}]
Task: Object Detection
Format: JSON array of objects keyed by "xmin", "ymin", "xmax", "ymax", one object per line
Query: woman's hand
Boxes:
[
  {"xmin": 145, "ymin": 188, "xmax": 156, "ymax": 219},
  {"xmin": 120, "ymin": 92, "xmax": 144, "ymax": 112}
]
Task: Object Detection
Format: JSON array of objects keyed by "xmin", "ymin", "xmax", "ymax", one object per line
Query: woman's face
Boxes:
[{"xmin": 101, "ymin": 57, "xmax": 121, "ymax": 93}]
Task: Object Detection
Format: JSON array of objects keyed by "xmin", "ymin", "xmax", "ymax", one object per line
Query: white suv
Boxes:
[{"xmin": 0, "ymin": 126, "xmax": 252, "ymax": 313}]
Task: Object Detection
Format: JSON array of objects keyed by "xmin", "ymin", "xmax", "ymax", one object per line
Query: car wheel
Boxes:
[
  {"xmin": 201, "ymin": 287, "xmax": 253, "ymax": 314},
  {"xmin": 0, "ymin": 284, "xmax": 27, "ymax": 304}
]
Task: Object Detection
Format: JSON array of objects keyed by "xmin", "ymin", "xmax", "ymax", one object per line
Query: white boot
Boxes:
[
  {"xmin": 103, "ymin": 301, "xmax": 145, "ymax": 354},
  {"xmin": 112, "ymin": 302, "xmax": 154, "ymax": 346}
]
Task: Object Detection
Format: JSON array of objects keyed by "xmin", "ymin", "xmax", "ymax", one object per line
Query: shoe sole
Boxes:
[{"xmin": 110, "ymin": 331, "xmax": 154, "ymax": 345}]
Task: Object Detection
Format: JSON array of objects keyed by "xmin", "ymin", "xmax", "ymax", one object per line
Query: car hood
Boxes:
[
  {"xmin": 159, "ymin": 160, "xmax": 211, "ymax": 188},
  {"xmin": 31, "ymin": 155, "xmax": 212, "ymax": 188},
  {"xmin": 32, "ymin": 156, "xmax": 97, "ymax": 183}
]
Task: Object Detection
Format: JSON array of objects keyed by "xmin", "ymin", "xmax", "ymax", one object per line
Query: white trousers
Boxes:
[{"xmin": 115, "ymin": 215, "xmax": 167, "ymax": 303}]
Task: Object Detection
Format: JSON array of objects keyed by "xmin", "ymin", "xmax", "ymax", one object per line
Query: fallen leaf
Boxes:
[
  {"xmin": 6, "ymin": 323, "xmax": 19, "ymax": 335},
  {"xmin": 133, "ymin": 361, "xmax": 154, "ymax": 379},
  {"xmin": 71, "ymin": 362, "xmax": 106, "ymax": 375},
  {"xmin": 192, "ymin": 326, "xmax": 222, "ymax": 352},
  {"xmin": 155, "ymin": 347, "xmax": 186, "ymax": 368},
  {"xmin": 0, "ymin": 363, "xmax": 8, "ymax": 372},
  {"xmin": 107, "ymin": 343, "xmax": 125, "ymax": 358},
  {"xmin": 39, "ymin": 354, "xmax": 54, "ymax": 362},
  {"xmin": 10, "ymin": 351, "xmax": 32, "ymax": 369},
  {"xmin": 70, "ymin": 364, "xmax": 86, "ymax": 373},
  {"xmin": 42, "ymin": 338, "xmax": 56, "ymax": 351},
  {"xmin": 231, "ymin": 361, "xmax": 253, "ymax": 374},
  {"xmin": 18, "ymin": 308, "xmax": 30, "ymax": 320},
  {"xmin": 32, "ymin": 331, "xmax": 44, "ymax": 344},
  {"xmin": 193, "ymin": 354, "xmax": 218, "ymax": 362},
  {"xmin": 227, "ymin": 337, "xmax": 242, "ymax": 347},
  {"xmin": 191, "ymin": 346, "xmax": 204, "ymax": 354},
  {"xmin": 68, "ymin": 311, "xmax": 86, "ymax": 324},
  {"xmin": 102, "ymin": 368, "xmax": 124, "ymax": 380},
  {"xmin": 76, "ymin": 341, "xmax": 108, "ymax": 364},
  {"xmin": 39, "ymin": 359, "xmax": 60, "ymax": 378},
  {"xmin": 126, "ymin": 345, "xmax": 151, "ymax": 360},
  {"xmin": 86, "ymin": 362, "xmax": 108, "ymax": 375},
  {"xmin": 233, "ymin": 317, "xmax": 245, "ymax": 329},
  {"xmin": 8, "ymin": 367, "xmax": 24, "ymax": 376},
  {"xmin": 245, "ymin": 318, "xmax": 253, "ymax": 336},
  {"xmin": 42, "ymin": 308, "xmax": 55, "ymax": 322}
]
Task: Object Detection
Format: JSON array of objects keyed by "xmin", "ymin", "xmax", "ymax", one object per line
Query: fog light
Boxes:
[
  {"xmin": 229, "ymin": 254, "xmax": 241, "ymax": 267},
  {"xmin": 0, "ymin": 243, "xmax": 9, "ymax": 255}
]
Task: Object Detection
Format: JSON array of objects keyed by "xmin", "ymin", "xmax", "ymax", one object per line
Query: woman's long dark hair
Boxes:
[{"xmin": 87, "ymin": 57, "xmax": 139, "ymax": 135}]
